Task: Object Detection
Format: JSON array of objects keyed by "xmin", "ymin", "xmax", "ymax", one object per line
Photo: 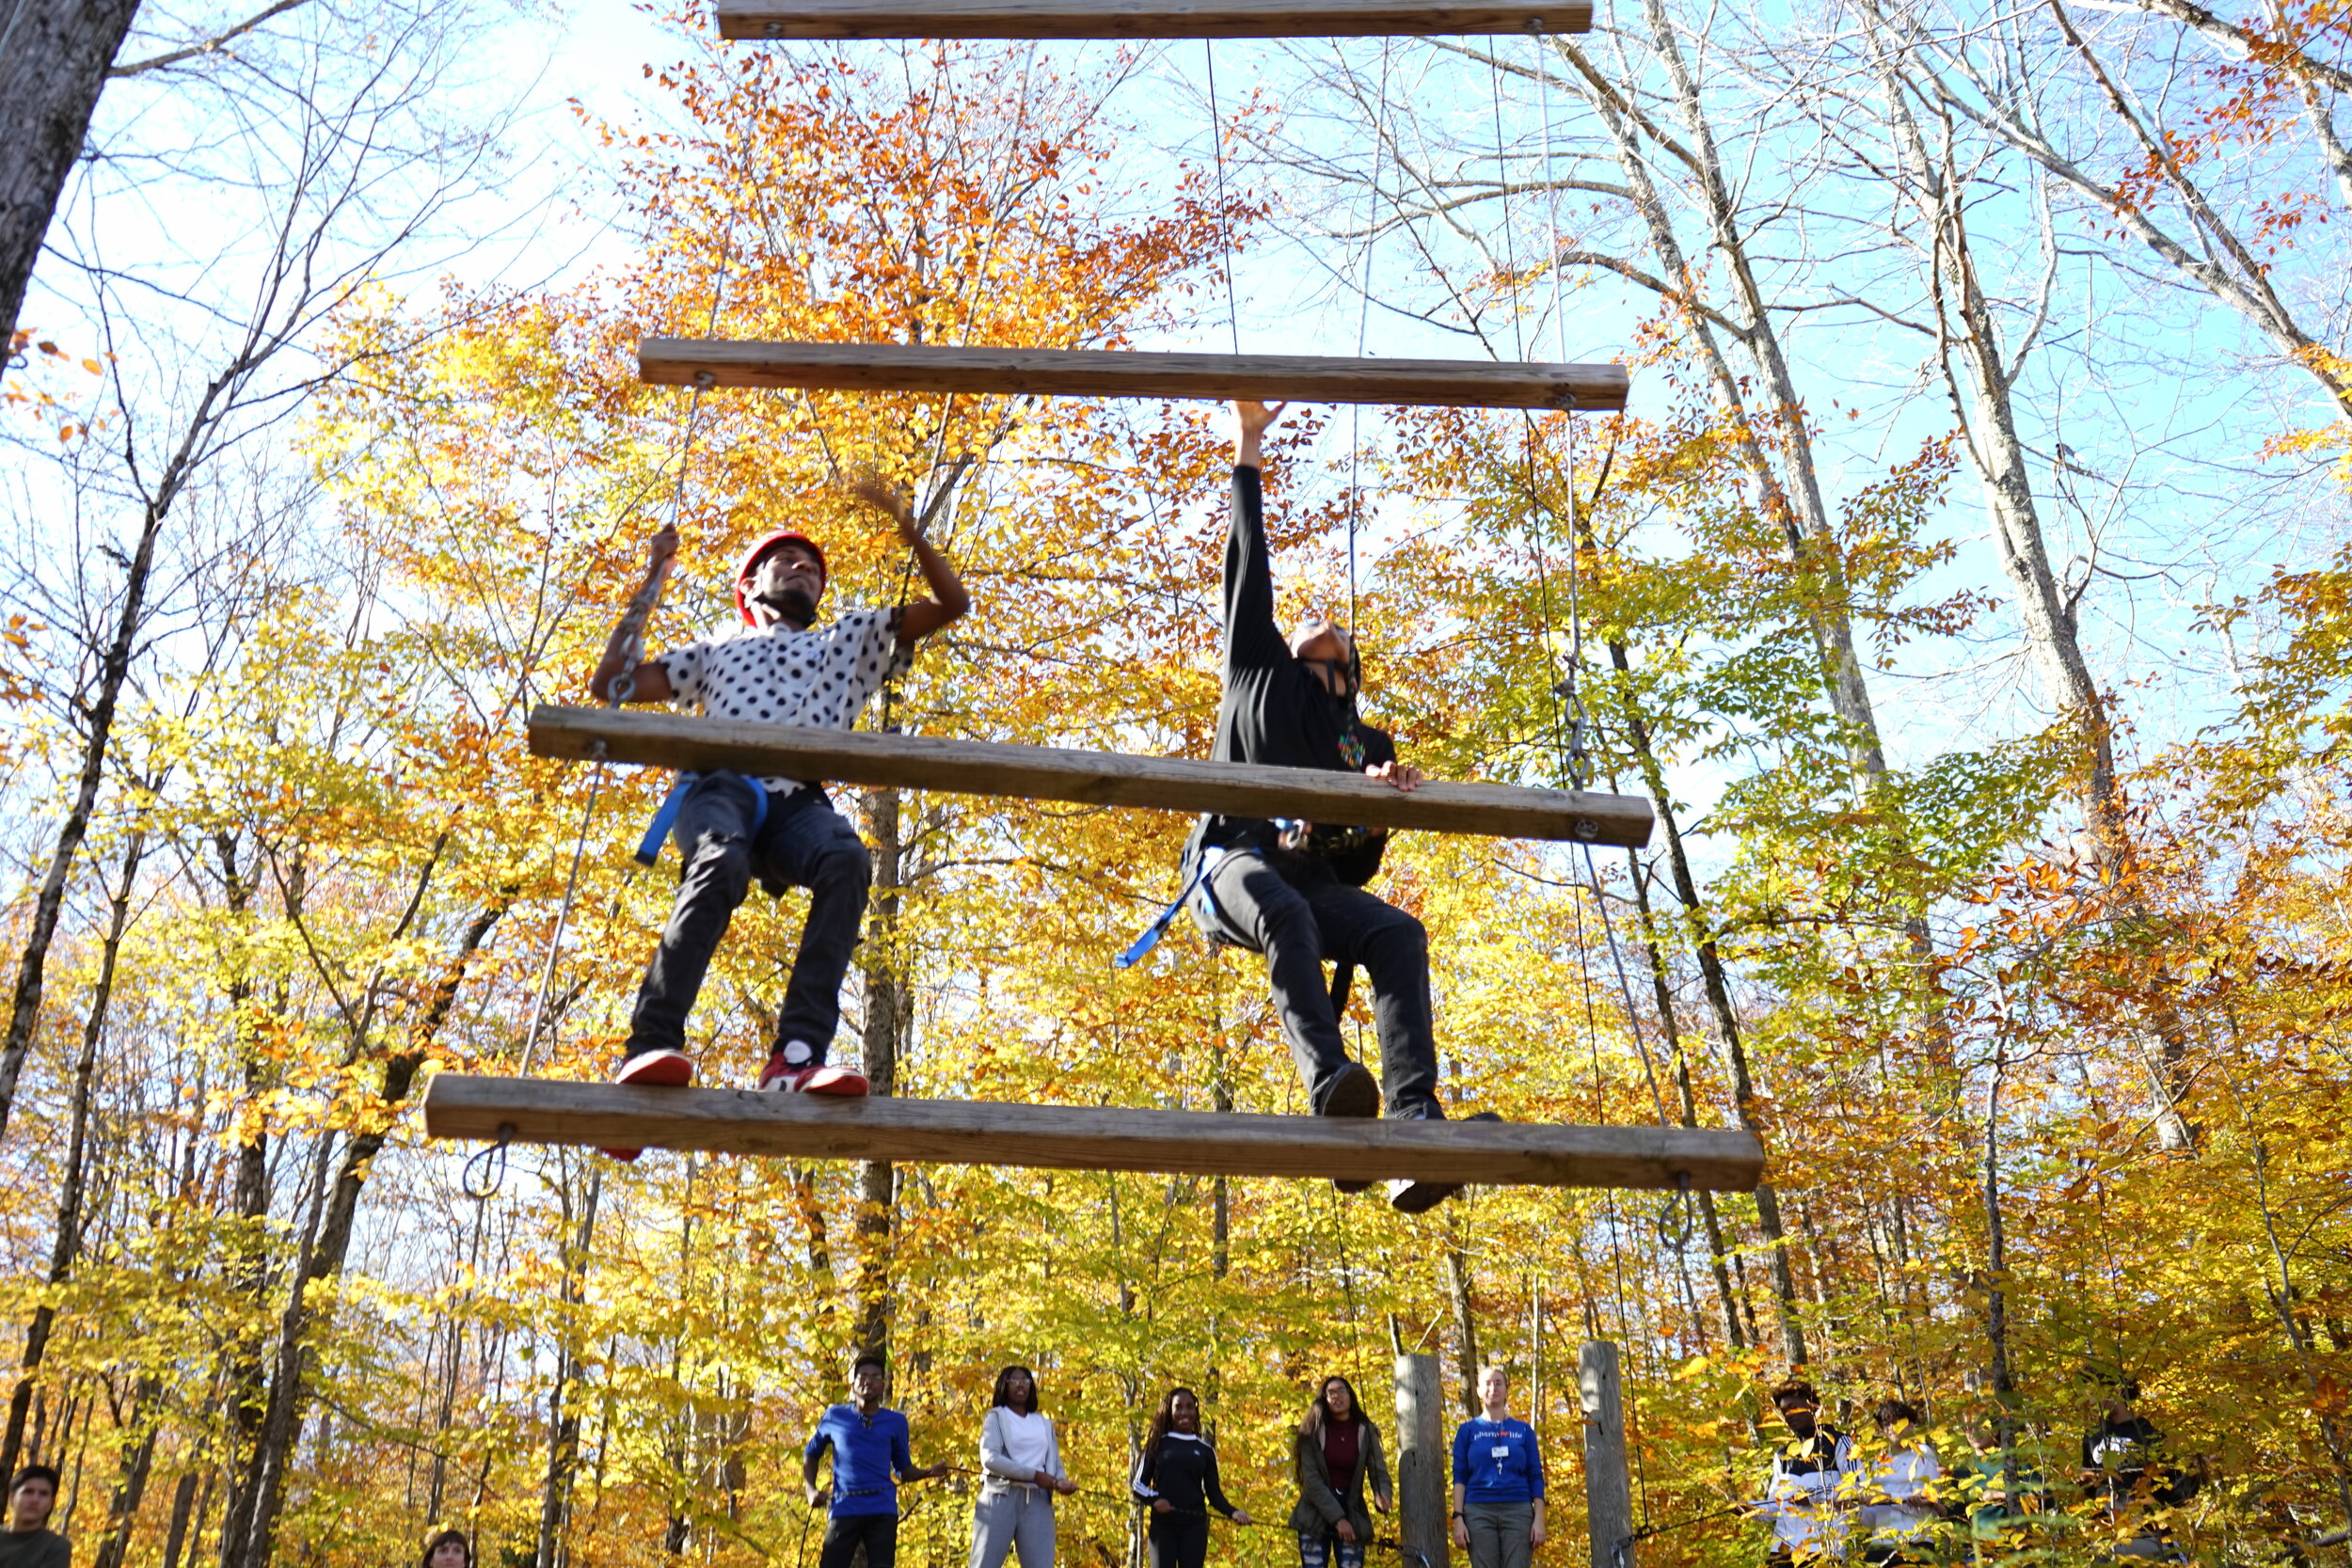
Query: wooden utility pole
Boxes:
[
  {"xmin": 1581, "ymin": 1342, "xmax": 1634, "ymax": 1568},
  {"xmin": 1393, "ymin": 1353, "xmax": 1448, "ymax": 1566}
]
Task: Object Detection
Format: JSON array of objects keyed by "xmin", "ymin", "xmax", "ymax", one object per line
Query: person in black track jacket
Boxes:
[
  {"xmin": 1182, "ymin": 397, "xmax": 1486, "ymax": 1214},
  {"xmin": 1132, "ymin": 1387, "xmax": 1252, "ymax": 1568}
]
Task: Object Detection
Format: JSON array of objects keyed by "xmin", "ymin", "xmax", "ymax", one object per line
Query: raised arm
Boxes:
[
  {"xmin": 590, "ymin": 523, "xmax": 678, "ymax": 703},
  {"xmin": 1224, "ymin": 400, "xmax": 1294, "ymax": 674},
  {"xmin": 849, "ymin": 479, "xmax": 970, "ymax": 646}
]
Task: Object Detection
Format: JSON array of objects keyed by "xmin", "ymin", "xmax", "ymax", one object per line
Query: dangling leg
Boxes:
[
  {"xmin": 1191, "ymin": 850, "xmax": 1376, "ymax": 1118},
  {"xmin": 624, "ymin": 774, "xmax": 764, "ymax": 1069},
  {"xmin": 757, "ymin": 787, "xmax": 873, "ymax": 1094},
  {"xmin": 1304, "ymin": 879, "xmax": 1495, "ymax": 1212},
  {"xmin": 607, "ymin": 775, "xmax": 761, "ymax": 1158},
  {"xmin": 1302, "ymin": 881, "xmax": 1441, "ymax": 1118}
]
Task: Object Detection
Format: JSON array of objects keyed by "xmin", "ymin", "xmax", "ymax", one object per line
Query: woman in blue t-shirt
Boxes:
[{"xmin": 1450, "ymin": 1365, "xmax": 1547, "ymax": 1568}]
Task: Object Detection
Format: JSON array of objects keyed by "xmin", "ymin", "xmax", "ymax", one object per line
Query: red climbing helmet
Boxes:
[{"xmin": 733, "ymin": 530, "xmax": 828, "ymax": 625}]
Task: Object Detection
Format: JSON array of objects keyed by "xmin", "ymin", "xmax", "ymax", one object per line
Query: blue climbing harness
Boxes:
[{"xmin": 636, "ymin": 772, "xmax": 770, "ymax": 866}]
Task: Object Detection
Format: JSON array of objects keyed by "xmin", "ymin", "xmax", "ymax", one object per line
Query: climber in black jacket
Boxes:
[
  {"xmin": 1182, "ymin": 398, "xmax": 1482, "ymax": 1214},
  {"xmin": 1132, "ymin": 1386, "xmax": 1252, "ymax": 1568}
]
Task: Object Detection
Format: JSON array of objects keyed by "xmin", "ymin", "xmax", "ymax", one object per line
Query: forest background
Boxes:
[{"xmin": 0, "ymin": 1, "xmax": 2347, "ymax": 1566}]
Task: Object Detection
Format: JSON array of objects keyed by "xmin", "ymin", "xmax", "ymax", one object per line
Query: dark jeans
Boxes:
[
  {"xmin": 1190, "ymin": 847, "xmax": 1441, "ymax": 1117},
  {"xmin": 821, "ymin": 1512, "xmax": 898, "ymax": 1568},
  {"xmin": 1149, "ymin": 1516, "xmax": 1210, "ymax": 1568},
  {"xmin": 1296, "ymin": 1528, "xmax": 1366, "ymax": 1568},
  {"xmin": 626, "ymin": 774, "xmax": 871, "ymax": 1060}
]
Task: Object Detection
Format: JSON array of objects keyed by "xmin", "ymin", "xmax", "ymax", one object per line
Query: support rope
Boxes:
[
  {"xmin": 1347, "ymin": 38, "xmax": 1394, "ymax": 635},
  {"xmin": 515, "ymin": 233, "xmax": 734, "ymax": 1083},
  {"xmin": 1204, "ymin": 41, "xmax": 1242, "ymax": 356}
]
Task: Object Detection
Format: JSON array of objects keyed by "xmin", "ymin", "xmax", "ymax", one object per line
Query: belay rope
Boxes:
[{"xmin": 466, "ymin": 245, "xmax": 738, "ymax": 1200}]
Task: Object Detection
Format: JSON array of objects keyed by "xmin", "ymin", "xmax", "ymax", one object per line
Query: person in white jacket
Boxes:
[
  {"xmin": 1854, "ymin": 1400, "xmax": 1944, "ymax": 1565},
  {"xmin": 1751, "ymin": 1382, "xmax": 1853, "ymax": 1566},
  {"xmin": 972, "ymin": 1366, "xmax": 1078, "ymax": 1568}
]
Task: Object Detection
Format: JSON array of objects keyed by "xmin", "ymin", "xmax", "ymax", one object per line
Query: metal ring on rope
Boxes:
[
  {"xmin": 1657, "ymin": 1171, "xmax": 1695, "ymax": 1248},
  {"xmin": 461, "ymin": 1121, "xmax": 516, "ymax": 1201}
]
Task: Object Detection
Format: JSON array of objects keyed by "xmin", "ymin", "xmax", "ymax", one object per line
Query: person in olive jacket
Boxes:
[{"xmin": 1289, "ymin": 1376, "xmax": 1392, "ymax": 1568}]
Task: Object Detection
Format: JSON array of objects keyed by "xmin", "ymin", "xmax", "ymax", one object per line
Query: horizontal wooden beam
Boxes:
[
  {"xmin": 639, "ymin": 339, "xmax": 1628, "ymax": 413},
  {"xmin": 716, "ymin": 0, "xmax": 1594, "ymax": 39},
  {"xmin": 423, "ymin": 1075, "xmax": 1764, "ymax": 1192},
  {"xmin": 529, "ymin": 705, "xmax": 1653, "ymax": 847}
]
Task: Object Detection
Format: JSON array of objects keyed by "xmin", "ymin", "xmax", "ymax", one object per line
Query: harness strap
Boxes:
[
  {"xmin": 1116, "ymin": 847, "xmax": 1224, "ymax": 970},
  {"xmin": 636, "ymin": 772, "xmax": 772, "ymax": 866}
]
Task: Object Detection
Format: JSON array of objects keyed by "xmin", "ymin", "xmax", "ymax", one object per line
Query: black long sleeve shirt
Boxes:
[
  {"xmin": 1193, "ymin": 465, "xmax": 1394, "ymax": 883},
  {"xmin": 1133, "ymin": 1431, "xmax": 1237, "ymax": 1519}
]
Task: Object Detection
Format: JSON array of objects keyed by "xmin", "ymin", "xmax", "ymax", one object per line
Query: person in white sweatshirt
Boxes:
[
  {"xmin": 1854, "ymin": 1400, "xmax": 1945, "ymax": 1565},
  {"xmin": 972, "ymin": 1365, "xmax": 1078, "ymax": 1568}
]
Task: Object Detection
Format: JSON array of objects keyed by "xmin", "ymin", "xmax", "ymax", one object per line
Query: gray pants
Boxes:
[
  {"xmin": 971, "ymin": 1485, "xmax": 1057, "ymax": 1568},
  {"xmin": 1465, "ymin": 1498, "xmax": 1536, "ymax": 1568}
]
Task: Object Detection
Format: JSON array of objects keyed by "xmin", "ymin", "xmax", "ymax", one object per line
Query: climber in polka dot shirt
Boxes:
[{"xmin": 588, "ymin": 479, "xmax": 969, "ymax": 1124}]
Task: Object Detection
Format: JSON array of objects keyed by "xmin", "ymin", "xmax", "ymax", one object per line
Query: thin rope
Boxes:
[
  {"xmin": 1534, "ymin": 23, "xmax": 1570, "ymax": 369},
  {"xmin": 516, "ymin": 237, "xmax": 732, "ymax": 1076},
  {"xmin": 1347, "ymin": 39, "xmax": 1394, "ymax": 636},
  {"xmin": 1204, "ymin": 41, "xmax": 1241, "ymax": 356},
  {"xmin": 1488, "ymin": 51, "xmax": 1526, "ymax": 364}
]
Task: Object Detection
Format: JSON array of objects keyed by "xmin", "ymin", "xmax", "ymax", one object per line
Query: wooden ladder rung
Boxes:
[
  {"xmin": 423, "ymin": 1075, "xmax": 1764, "ymax": 1191},
  {"xmin": 639, "ymin": 339, "xmax": 1629, "ymax": 413},
  {"xmin": 716, "ymin": 0, "xmax": 1595, "ymax": 39},
  {"xmin": 528, "ymin": 705, "xmax": 1654, "ymax": 847}
]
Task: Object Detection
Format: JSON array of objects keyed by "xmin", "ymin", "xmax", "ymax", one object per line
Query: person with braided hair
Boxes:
[{"xmin": 1132, "ymin": 1386, "xmax": 1254, "ymax": 1568}]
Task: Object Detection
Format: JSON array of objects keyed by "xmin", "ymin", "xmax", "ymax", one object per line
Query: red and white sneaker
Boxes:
[
  {"xmin": 758, "ymin": 1055, "xmax": 869, "ymax": 1096},
  {"xmin": 603, "ymin": 1049, "xmax": 695, "ymax": 1161}
]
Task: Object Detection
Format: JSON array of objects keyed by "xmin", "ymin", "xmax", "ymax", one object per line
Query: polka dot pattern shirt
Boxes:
[{"xmin": 655, "ymin": 607, "xmax": 908, "ymax": 795}]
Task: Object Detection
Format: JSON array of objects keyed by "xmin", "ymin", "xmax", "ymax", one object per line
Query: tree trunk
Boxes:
[
  {"xmin": 0, "ymin": 0, "xmax": 144, "ymax": 349},
  {"xmin": 0, "ymin": 487, "xmax": 172, "ymax": 1147},
  {"xmin": 1853, "ymin": 2, "xmax": 2200, "ymax": 1148},
  {"xmin": 159, "ymin": 1472, "xmax": 200, "ymax": 1568},
  {"xmin": 1444, "ymin": 1220, "xmax": 1482, "ymax": 1417},
  {"xmin": 536, "ymin": 1171, "xmax": 602, "ymax": 1568},
  {"xmin": 0, "ymin": 826, "xmax": 145, "ymax": 1477},
  {"xmin": 856, "ymin": 784, "xmax": 907, "ymax": 1358},
  {"xmin": 90, "ymin": 1374, "xmax": 164, "ymax": 1568},
  {"xmin": 1624, "ymin": 849, "xmax": 1743, "ymax": 1351},
  {"xmin": 217, "ymin": 893, "xmax": 508, "ymax": 1568},
  {"xmin": 1573, "ymin": 507, "xmax": 1806, "ymax": 1365}
]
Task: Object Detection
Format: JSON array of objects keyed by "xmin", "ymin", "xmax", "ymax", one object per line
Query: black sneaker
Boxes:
[
  {"xmin": 1333, "ymin": 1179, "xmax": 1375, "ymax": 1196},
  {"xmin": 1313, "ymin": 1062, "xmax": 1380, "ymax": 1119},
  {"xmin": 1386, "ymin": 1110, "xmax": 1501, "ymax": 1214}
]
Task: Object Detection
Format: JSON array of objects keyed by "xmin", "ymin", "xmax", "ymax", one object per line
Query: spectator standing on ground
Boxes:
[
  {"xmin": 1450, "ymin": 1364, "xmax": 1547, "ymax": 1568},
  {"xmin": 2080, "ymin": 1376, "xmax": 2202, "ymax": 1561},
  {"xmin": 1132, "ymin": 1386, "xmax": 1254, "ymax": 1568},
  {"xmin": 803, "ymin": 1354, "xmax": 952, "ymax": 1568},
  {"xmin": 971, "ymin": 1365, "xmax": 1077, "ymax": 1568},
  {"xmin": 1852, "ymin": 1400, "xmax": 1942, "ymax": 1566},
  {"xmin": 1955, "ymin": 1414, "xmax": 2053, "ymax": 1559},
  {"xmin": 1752, "ymin": 1382, "xmax": 1853, "ymax": 1567},
  {"xmin": 1288, "ymin": 1376, "xmax": 1391, "ymax": 1568},
  {"xmin": 1, "ymin": 1466, "xmax": 69, "ymax": 1568}
]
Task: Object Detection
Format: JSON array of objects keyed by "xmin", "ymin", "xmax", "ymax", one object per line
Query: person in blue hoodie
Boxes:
[{"xmin": 1450, "ymin": 1365, "xmax": 1546, "ymax": 1568}]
